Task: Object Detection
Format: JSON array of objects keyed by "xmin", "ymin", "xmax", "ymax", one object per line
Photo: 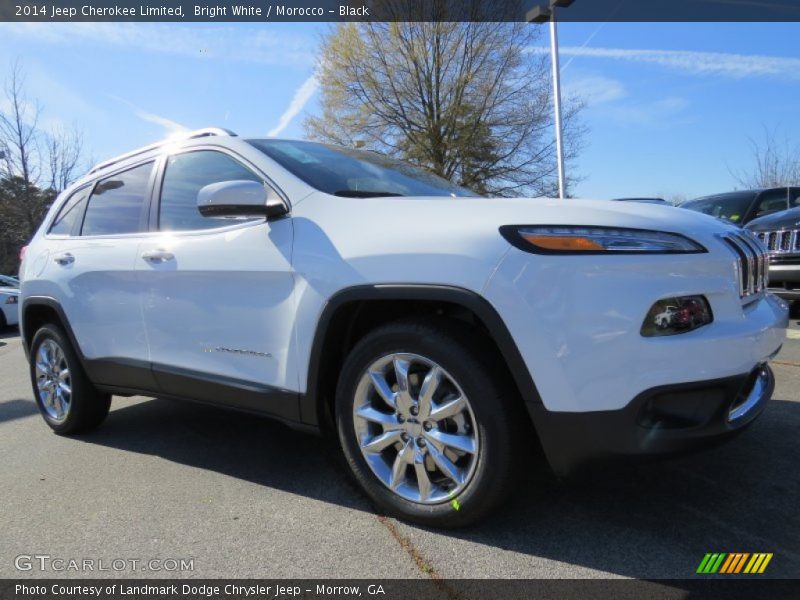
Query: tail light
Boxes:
[{"xmin": 19, "ymin": 246, "xmax": 27, "ymax": 261}]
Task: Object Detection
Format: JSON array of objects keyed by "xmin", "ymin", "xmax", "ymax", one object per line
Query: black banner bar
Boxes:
[
  {"xmin": 3, "ymin": 579, "xmax": 800, "ymax": 600},
  {"xmin": 2, "ymin": 0, "xmax": 800, "ymax": 23}
]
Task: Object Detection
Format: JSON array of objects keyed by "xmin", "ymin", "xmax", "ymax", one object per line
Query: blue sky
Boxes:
[{"xmin": 0, "ymin": 21, "xmax": 797, "ymax": 199}]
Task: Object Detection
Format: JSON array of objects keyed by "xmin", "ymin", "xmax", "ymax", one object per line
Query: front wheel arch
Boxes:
[{"xmin": 302, "ymin": 285, "xmax": 544, "ymax": 435}]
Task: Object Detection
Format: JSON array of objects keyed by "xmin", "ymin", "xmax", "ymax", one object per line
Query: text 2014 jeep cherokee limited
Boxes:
[{"xmin": 19, "ymin": 129, "xmax": 788, "ymax": 526}]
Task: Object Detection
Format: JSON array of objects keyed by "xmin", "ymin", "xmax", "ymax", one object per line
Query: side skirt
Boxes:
[{"xmin": 86, "ymin": 358, "xmax": 314, "ymax": 433}]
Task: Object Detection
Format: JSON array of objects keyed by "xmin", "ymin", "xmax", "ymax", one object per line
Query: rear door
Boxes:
[
  {"xmin": 50, "ymin": 161, "xmax": 157, "ymax": 389},
  {"xmin": 136, "ymin": 148, "xmax": 298, "ymax": 420}
]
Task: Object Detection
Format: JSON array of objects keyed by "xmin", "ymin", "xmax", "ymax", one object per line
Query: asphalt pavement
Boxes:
[{"xmin": 0, "ymin": 320, "xmax": 798, "ymax": 581}]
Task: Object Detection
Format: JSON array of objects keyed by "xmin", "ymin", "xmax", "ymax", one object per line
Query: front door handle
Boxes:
[
  {"xmin": 53, "ymin": 252, "xmax": 74, "ymax": 266},
  {"xmin": 141, "ymin": 249, "xmax": 175, "ymax": 263}
]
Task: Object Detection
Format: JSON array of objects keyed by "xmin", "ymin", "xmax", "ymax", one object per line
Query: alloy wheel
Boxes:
[
  {"xmin": 35, "ymin": 339, "xmax": 72, "ymax": 422},
  {"xmin": 352, "ymin": 353, "xmax": 480, "ymax": 504}
]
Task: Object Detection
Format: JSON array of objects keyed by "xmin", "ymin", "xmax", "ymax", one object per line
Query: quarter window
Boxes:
[
  {"xmin": 81, "ymin": 162, "xmax": 154, "ymax": 236},
  {"xmin": 159, "ymin": 151, "xmax": 263, "ymax": 231},
  {"xmin": 49, "ymin": 186, "xmax": 90, "ymax": 235}
]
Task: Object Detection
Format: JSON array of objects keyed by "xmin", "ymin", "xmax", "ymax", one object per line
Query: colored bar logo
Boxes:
[{"xmin": 697, "ymin": 553, "xmax": 773, "ymax": 574}]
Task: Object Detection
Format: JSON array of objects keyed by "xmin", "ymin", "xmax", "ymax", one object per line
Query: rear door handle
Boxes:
[
  {"xmin": 141, "ymin": 250, "xmax": 175, "ymax": 263},
  {"xmin": 53, "ymin": 252, "xmax": 74, "ymax": 266}
]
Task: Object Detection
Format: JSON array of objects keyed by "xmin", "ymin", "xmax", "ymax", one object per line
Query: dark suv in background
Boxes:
[
  {"xmin": 681, "ymin": 187, "xmax": 800, "ymax": 226},
  {"xmin": 747, "ymin": 207, "xmax": 800, "ymax": 300}
]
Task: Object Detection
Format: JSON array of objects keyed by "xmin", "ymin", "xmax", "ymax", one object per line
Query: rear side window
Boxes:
[
  {"xmin": 49, "ymin": 187, "xmax": 90, "ymax": 236},
  {"xmin": 159, "ymin": 150, "xmax": 262, "ymax": 231},
  {"xmin": 81, "ymin": 162, "xmax": 154, "ymax": 236}
]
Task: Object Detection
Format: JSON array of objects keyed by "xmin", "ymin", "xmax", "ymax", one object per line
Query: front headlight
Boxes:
[
  {"xmin": 500, "ymin": 226, "xmax": 706, "ymax": 254},
  {"xmin": 5, "ymin": 296, "xmax": 18, "ymax": 305}
]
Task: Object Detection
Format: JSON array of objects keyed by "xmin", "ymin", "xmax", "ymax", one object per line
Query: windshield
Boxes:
[
  {"xmin": 681, "ymin": 193, "xmax": 755, "ymax": 224},
  {"xmin": 248, "ymin": 139, "xmax": 479, "ymax": 198}
]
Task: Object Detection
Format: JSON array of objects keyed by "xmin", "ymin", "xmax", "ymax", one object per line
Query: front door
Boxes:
[{"xmin": 136, "ymin": 149, "xmax": 298, "ymax": 420}]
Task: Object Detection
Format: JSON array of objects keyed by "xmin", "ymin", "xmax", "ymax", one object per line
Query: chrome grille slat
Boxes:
[
  {"xmin": 722, "ymin": 232, "xmax": 769, "ymax": 299},
  {"xmin": 754, "ymin": 228, "xmax": 800, "ymax": 255}
]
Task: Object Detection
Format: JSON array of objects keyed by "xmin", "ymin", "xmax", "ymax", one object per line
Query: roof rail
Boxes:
[{"xmin": 88, "ymin": 127, "xmax": 237, "ymax": 175}]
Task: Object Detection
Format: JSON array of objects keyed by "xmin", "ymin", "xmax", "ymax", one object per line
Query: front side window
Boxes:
[
  {"xmin": 159, "ymin": 150, "xmax": 263, "ymax": 231},
  {"xmin": 81, "ymin": 162, "xmax": 154, "ymax": 236},
  {"xmin": 753, "ymin": 189, "xmax": 789, "ymax": 218},
  {"xmin": 789, "ymin": 188, "xmax": 800, "ymax": 208},
  {"xmin": 49, "ymin": 186, "xmax": 90, "ymax": 235},
  {"xmin": 247, "ymin": 139, "xmax": 479, "ymax": 198}
]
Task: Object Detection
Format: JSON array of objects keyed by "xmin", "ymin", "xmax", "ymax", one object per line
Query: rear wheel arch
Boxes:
[
  {"xmin": 21, "ymin": 297, "xmax": 84, "ymax": 363},
  {"xmin": 302, "ymin": 285, "xmax": 544, "ymax": 432}
]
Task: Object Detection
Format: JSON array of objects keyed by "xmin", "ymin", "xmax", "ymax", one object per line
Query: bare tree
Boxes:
[
  {"xmin": 306, "ymin": 20, "xmax": 585, "ymax": 197},
  {"xmin": 731, "ymin": 127, "xmax": 800, "ymax": 189},
  {"xmin": 0, "ymin": 60, "xmax": 41, "ymax": 187},
  {"xmin": 46, "ymin": 125, "xmax": 85, "ymax": 193},
  {"xmin": 0, "ymin": 61, "xmax": 87, "ymax": 274}
]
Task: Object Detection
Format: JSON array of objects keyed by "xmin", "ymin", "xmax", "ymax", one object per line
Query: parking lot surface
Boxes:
[{"xmin": 1, "ymin": 322, "xmax": 798, "ymax": 580}]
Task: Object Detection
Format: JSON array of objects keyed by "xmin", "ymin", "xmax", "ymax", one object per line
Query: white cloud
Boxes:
[
  {"xmin": 608, "ymin": 96, "xmax": 690, "ymax": 126},
  {"xmin": 109, "ymin": 95, "xmax": 188, "ymax": 135},
  {"xmin": 530, "ymin": 46, "xmax": 800, "ymax": 80},
  {"xmin": 267, "ymin": 74, "xmax": 318, "ymax": 137},
  {"xmin": 564, "ymin": 73, "xmax": 626, "ymax": 106},
  {"xmin": 0, "ymin": 22, "xmax": 316, "ymax": 68}
]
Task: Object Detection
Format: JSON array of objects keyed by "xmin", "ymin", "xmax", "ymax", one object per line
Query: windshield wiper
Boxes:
[{"xmin": 333, "ymin": 190, "xmax": 405, "ymax": 198}]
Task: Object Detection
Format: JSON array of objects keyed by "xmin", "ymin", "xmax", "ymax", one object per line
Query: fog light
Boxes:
[{"xmin": 641, "ymin": 295, "xmax": 712, "ymax": 337}]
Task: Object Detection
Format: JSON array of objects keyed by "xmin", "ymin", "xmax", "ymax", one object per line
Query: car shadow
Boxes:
[
  {"xmin": 0, "ymin": 399, "xmax": 39, "ymax": 424},
  {"xmin": 0, "ymin": 327, "xmax": 19, "ymax": 340},
  {"xmin": 75, "ymin": 394, "xmax": 799, "ymax": 579}
]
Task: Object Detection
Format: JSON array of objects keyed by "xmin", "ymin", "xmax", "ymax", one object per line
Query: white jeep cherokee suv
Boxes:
[{"xmin": 19, "ymin": 128, "xmax": 788, "ymax": 526}]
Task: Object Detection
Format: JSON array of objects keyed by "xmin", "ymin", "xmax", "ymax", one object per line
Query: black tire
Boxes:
[
  {"xmin": 29, "ymin": 323, "xmax": 111, "ymax": 434},
  {"xmin": 0, "ymin": 310, "xmax": 6, "ymax": 329},
  {"xmin": 335, "ymin": 319, "xmax": 524, "ymax": 527}
]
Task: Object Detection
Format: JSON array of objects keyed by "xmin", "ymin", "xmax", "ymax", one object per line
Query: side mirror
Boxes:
[{"xmin": 197, "ymin": 180, "xmax": 288, "ymax": 219}]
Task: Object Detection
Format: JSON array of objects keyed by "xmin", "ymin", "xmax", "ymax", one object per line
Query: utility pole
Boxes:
[{"xmin": 527, "ymin": 0, "xmax": 576, "ymax": 200}]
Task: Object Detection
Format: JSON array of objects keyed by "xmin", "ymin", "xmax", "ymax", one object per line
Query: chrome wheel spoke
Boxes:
[
  {"xmin": 393, "ymin": 358, "xmax": 413, "ymax": 414},
  {"xmin": 369, "ymin": 371, "xmax": 397, "ymax": 410},
  {"xmin": 355, "ymin": 405, "xmax": 402, "ymax": 430},
  {"xmin": 428, "ymin": 444, "xmax": 464, "ymax": 486},
  {"xmin": 40, "ymin": 387, "xmax": 53, "ymax": 408},
  {"xmin": 417, "ymin": 366, "xmax": 441, "ymax": 418},
  {"xmin": 361, "ymin": 430, "xmax": 403, "ymax": 453},
  {"xmin": 390, "ymin": 442, "xmax": 413, "ymax": 489},
  {"xmin": 414, "ymin": 462, "xmax": 432, "ymax": 502},
  {"xmin": 429, "ymin": 394, "xmax": 467, "ymax": 422},
  {"xmin": 53, "ymin": 393, "xmax": 64, "ymax": 418},
  {"xmin": 425, "ymin": 430, "xmax": 477, "ymax": 455}
]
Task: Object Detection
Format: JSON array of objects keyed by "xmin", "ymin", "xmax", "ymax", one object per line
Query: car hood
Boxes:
[
  {"xmin": 745, "ymin": 207, "xmax": 800, "ymax": 231},
  {"xmin": 371, "ymin": 195, "xmax": 736, "ymax": 237}
]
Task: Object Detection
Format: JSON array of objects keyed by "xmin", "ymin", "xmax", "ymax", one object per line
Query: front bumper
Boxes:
[
  {"xmin": 766, "ymin": 262, "xmax": 800, "ymax": 299},
  {"xmin": 531, "ymin": 364, "xmax": 774, "ymax": 475}
]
